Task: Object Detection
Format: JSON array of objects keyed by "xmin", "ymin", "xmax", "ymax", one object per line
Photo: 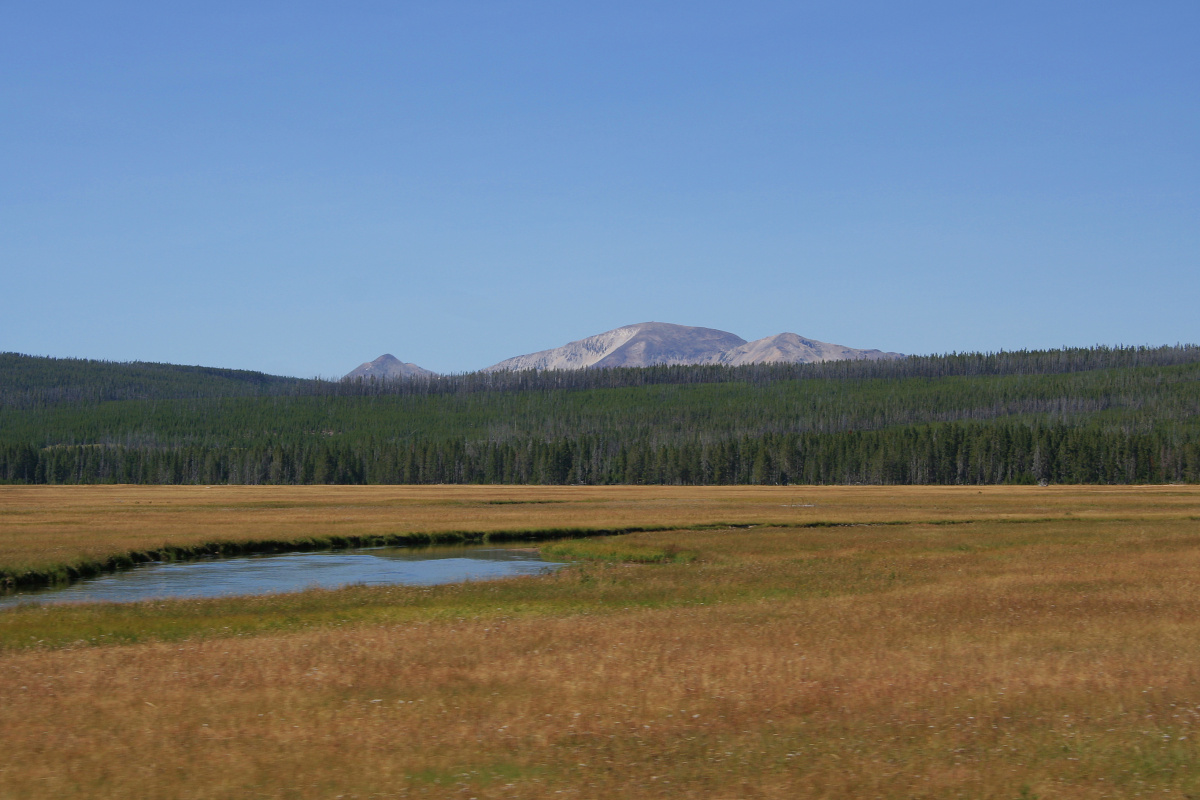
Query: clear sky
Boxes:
[{"xmin": 2, "ymin": 2, "xmax": 1197, "ymax": 377}]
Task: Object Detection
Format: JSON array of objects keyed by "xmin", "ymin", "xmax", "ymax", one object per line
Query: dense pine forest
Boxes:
[{"xmin": 2, "ymin": 347, "xmax": 1198, "ymax": 485}]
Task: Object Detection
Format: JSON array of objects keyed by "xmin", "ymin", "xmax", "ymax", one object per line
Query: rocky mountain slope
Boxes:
[
  {"xmin": 344, "ymin": 354, "xmax": 437, "ymax": 381},
  {"xmin": 483, "ymin": 322, "xmax": 903, "ymax": 372},
  {"xmin": 482, "ymin": 323, "xmax": 749, "ymax": 372},
  {"xmin": 345, "ymin": 323, "xmax": 902, "ymax": 378},
  {"xmin": 714, "ymin": 332, "xmax": 902, "ymax": 366}
]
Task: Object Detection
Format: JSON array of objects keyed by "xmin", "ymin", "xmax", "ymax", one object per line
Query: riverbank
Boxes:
[{"xmin": 3, "ymin": 483, "xmax": 1195, "ymax": 589}]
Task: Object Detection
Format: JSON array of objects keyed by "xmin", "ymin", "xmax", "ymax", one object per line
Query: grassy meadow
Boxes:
[{"xmin": 2, "ymin": 485, "xmax": 1200, "ymax": 798}]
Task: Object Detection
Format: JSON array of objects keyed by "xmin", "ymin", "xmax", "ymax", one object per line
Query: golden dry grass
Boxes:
[
  {"xmin": 2, "ymin": 483, "xmax": 1197, "ymax": 575},
  {"xmin": 2, "ymin": 486, "xmax": 1200, "ymax": 798}
]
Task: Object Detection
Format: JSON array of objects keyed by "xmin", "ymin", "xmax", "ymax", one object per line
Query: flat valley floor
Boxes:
[{"xmin": 2, "ymin": 484, "xmax": 1199, "ymax": 798}]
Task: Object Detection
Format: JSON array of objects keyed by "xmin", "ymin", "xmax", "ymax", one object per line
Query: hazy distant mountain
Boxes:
[
  {"xmin": 714, "ymin": 332, "xmax": 904, "ymax": 366},
  {"xmin": 483, "ymin": 322, "xmax": 903, "ymax": 372},
  {"xmin": 343, "ymin": 354, "xmax": 436, "ymax": 381},
  {"xmin": 483, "ymin": 322, "xmax": 747, "ymax": 372}
]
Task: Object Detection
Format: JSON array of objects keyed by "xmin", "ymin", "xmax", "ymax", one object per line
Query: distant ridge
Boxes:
[
  {"xmin": 482, "ymin": 322, "xmax": 903, "ymax": 372},
  {"xmin": 344, "ymin": 354, "xmax": 436, "ymax": 381},
  {"xmin": 714, "ymin": 332, "xmax": 903, "ymax": 366},
  {"xmin": 0, "ymin": 351, "xmax": 307, "ymax": 409},
  {"xmin": 483, "ymin": 322, "xmax": 748, "ymax": 372}
]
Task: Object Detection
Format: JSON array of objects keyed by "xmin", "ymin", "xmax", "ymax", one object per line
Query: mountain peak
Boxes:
[
  {"xmin": 716, "ymin": 332, "xmax": 905, "ymax": 366},
  {"xmin": 482, "ymin": 322, "xmax": 748, "ymax": 372},
  {"xmin": 481, "ymin": 323, "xmax": 903, "ymax": 371},
  {"xmin": 347, "ymin": 323, "xmax": 903, "ymax": 377},
  {"xmin": 343, "ymin": 354, "xmax": 436, "ymax": 381}
]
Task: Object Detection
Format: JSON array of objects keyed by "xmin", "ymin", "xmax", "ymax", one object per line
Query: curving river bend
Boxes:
[{"xmin": 0, "ymin": 545, "xmax": 565, "ymax": 607}]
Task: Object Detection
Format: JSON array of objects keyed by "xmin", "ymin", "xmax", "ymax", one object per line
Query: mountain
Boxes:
[
  {"xmin": 715, "ymin": 332, "xmax": 904, "ymax": 366},
  {"xmin": 482, "ymin": 322, "xmax": 903, "ymax": 372},
  {"xmin": 344, "ymin": 354, "xmax": 436, "ymax": 381},
  {"xmin": 483, "ymin": 322, "xmax": 748, "ymax": 372}
]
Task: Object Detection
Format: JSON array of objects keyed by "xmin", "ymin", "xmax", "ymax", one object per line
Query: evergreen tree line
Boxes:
[
  {"xmin": 3, "ymin": 348, "xmax": 1198, "ymax": 486},
  {"xmin": 5, "ymin": 362, "xmax": 1198, "ymax": 449},
  {"xmin": 334, "ymin": 344, "xmax": 1200, "ymax": 398},
  {"xmin": 2, "ymin": 422, "xmax": 1196, "ymax": 486},
  {"xmin": 6, "ymin": 344, "xmax": 1200, "ymax": 410},
  {"xmin": 0, "ymin": 352, "xmax": 306, "ymax": 409}
]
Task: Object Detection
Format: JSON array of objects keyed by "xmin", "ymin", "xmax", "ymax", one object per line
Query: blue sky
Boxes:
[{"xmin": 2, "ymin": 1, "xmax": 1197, "ymax": 377}]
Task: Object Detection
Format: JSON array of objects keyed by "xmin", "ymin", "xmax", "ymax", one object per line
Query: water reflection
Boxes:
[{"xmin": 0, "ymin": 546, "xmax": 565, "ymax": 607}]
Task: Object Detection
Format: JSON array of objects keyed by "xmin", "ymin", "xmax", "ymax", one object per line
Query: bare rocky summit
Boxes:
[
  {"xmin": 483, "ymin": 322, "xmax": 748, "ymax": 372},
  {"xmin": 346, "ymin": 323, "xmax": 902, "ymax": 377},
  {"xmin": 714, "ymin": 332, "xmax": 903, "ymax": 366},
  {"xmin": 343, "ymin": 354, "xmax": 436, "ymax": 381},
  {"xmin": 482, "ymin": 322, "xmax": 903, "ymax": 372}
]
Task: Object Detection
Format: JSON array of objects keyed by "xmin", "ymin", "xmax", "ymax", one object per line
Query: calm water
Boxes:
[{"xmin": 0, "ymin": 546, "xmax": 565, "ymax": 607}]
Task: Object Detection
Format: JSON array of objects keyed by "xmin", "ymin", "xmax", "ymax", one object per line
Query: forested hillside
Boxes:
[
  {"xmin": 1, "ymin": 347, "xmax": 1198, "ymax": 485},
  {"xmin": 0, "ymin": 353, "xmax": 309, "ymax": 408}
]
